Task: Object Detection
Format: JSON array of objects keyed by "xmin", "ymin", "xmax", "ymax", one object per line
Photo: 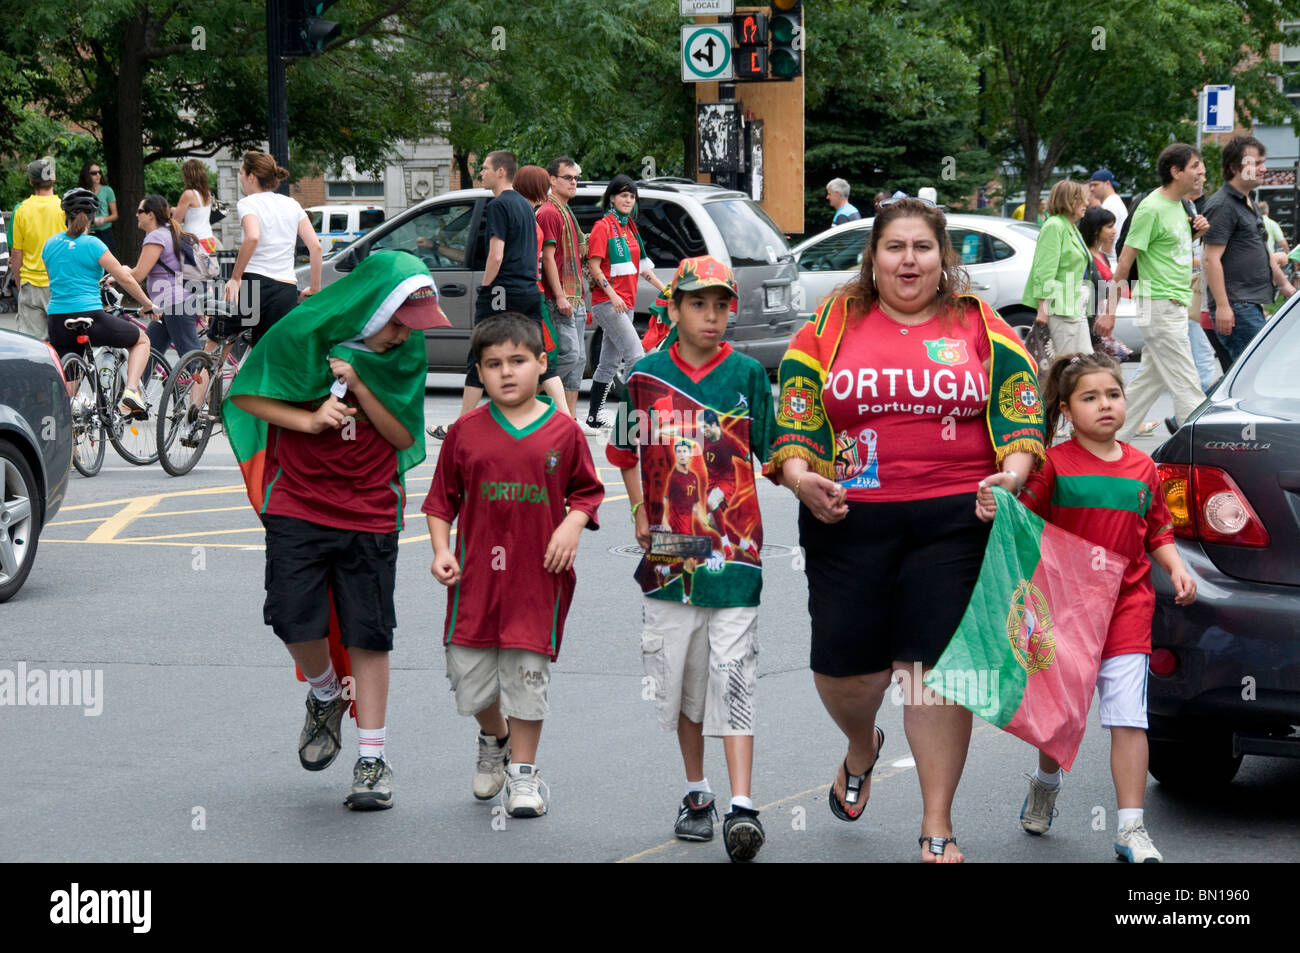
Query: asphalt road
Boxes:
[{"xmin": 2, "ymin": 370, "xmax": 1298, "ymax": 863}]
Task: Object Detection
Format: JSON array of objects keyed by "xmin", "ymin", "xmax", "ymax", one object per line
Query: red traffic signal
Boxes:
[
  {"xmin": 732, "ymin": 12, "xmax": 769, "ymax": 46},
  {"xmin": 736, "ymin": 46, "xmax": 768, "ymax": 80}
]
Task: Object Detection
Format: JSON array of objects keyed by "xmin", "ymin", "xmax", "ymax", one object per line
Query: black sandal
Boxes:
[
  {"xmin": 919, "ymin": 835, "xmax": 959, "ymax": 861},
  {"xmin": 828, "ymin": 726, "xmax": 884, "ymax": 822}
]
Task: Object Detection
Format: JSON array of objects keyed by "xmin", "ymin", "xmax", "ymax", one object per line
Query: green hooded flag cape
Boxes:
[{"xmin": 223, "ymin": 249, "xmax": 431, "ymax": 514}]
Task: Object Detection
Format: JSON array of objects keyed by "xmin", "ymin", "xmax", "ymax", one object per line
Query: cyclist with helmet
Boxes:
[{"xmin": 43, "ymin": 187, "xmax": 160, "ymax": 409}]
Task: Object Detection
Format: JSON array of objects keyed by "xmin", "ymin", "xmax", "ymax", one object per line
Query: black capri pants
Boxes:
[
  {"xmin": 800, "ymin": 492, "xmax": 991, "ymax": 677},
  {"xmin": 239, "ymin": 272, "xmax": 300, "ymax": 347}
]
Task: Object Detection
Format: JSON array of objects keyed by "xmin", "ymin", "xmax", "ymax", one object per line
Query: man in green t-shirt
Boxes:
[{"xmin": 1098, "ymin": 143, "xmax": 1209, "ymax": 441}]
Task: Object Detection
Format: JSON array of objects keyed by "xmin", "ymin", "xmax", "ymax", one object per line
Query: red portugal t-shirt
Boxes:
[
  {"xmin": 587, "ymin": 213, "xmax": 641, "ymax": 306},
  {"xmin": 664, "ymin": 464, "xmax": 707, "ymax": 534},
  {"xmin": 1020, "ymin": 438, "xmax": 1175, "ymax": 658},
  {"xmin": 821, "ymin": 303, "xmax": 994, "ymax": 501},
  {"xmin": 421, "ymin": 401, "xmax": 604, "ymax": 660},
  {"xmin": 262, "ymin": 399, "xmax": 405, "ymax": 533}
]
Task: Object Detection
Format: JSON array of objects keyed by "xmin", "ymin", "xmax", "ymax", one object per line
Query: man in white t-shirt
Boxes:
[{"xmin": 1089, "ymin": 169, "xmax": 1128, "ymax": 266}]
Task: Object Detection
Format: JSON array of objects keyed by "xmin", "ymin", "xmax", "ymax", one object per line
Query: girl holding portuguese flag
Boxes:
[
  {"xmin": 976, "ymin": 351, "xmax": 1197, "ymax": 863},
  {"xmin": 224, "ymin": 249, "xmax": 449, "ymax": 811}
]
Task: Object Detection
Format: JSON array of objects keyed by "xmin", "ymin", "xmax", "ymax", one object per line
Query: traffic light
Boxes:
[
  {"xmin": 286, "ymin": 0, "xmax": 342, "ymax": 58},
  {"xmin": 769, "ymin": 0, "xmax": 802, "ymax": 80},
  {"xmin": 733, "ymin": 12, "xmax": 769, "ymax": 79}
]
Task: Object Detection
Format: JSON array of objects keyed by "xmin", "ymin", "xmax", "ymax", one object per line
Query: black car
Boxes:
[
  {"xmin": 0, "ymin": 328, "xmax": 72, "ymax": 602},
  {"xmin": 1149, "ymin": 296, "xmax": 1300, "ymax": 786}
]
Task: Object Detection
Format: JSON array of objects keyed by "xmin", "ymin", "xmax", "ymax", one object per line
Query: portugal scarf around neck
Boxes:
[
  {"xmin": 222, "ymin": 249, "xmax": 431, "ymax": 513},
  {"xmin": 764, "ymin": 294, "xmax": 1046, "ymax": 483}
]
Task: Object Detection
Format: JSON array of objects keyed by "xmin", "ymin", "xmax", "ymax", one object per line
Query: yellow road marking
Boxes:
[
  {"xmin": 59, "ymin": 484, "xmax": 246, "ymax": 511},
  {"xmin": 116, "ymin": 527, "xmax": 265, "ymax": 542},
  {"xmin": 45, "ymin": 538, "xmax": 263, "ymax": 550},
  {"xmin": 85, "ymin": 496, "xmax": 157, "ymax": 543}
]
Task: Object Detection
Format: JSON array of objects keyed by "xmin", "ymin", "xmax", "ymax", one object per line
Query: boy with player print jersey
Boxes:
[{"xmin": 608, "ymin": 256, "xmax": 776, "ymax": 862}]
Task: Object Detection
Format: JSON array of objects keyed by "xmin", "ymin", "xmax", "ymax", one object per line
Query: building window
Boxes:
[{"xmin": 327, "ymin": 180, "xmax": 384, "ymax": 199}]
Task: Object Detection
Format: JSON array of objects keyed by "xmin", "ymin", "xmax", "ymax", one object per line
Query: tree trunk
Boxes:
[{"xmin": 108, "ymin": 15, "xmax": 148, "ymax": 266}]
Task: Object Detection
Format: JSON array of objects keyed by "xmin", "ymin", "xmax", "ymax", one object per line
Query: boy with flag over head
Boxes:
[{"xmin": 225, "ymin": 250, "xmax": 450, "ymax": 810}]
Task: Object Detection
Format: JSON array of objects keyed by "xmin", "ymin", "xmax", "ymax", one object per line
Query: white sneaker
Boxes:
[
  {"xmin": 1019, "ymin": 773, "xmax": 1060, "ymax": 835},
  {"xmin": 473, "ymin": 731, "xmax": 510, "ymax": 800},
  {"xmin": 579, "ymin": 420, "xmax": 605, "ymax": 436},
  {"xmin": 1114, "ymin": 821, "xmax": 1163, "ymax": 863},
  {"xmin": 505, "ymin": 764, "xmax": 548, "ymax": 818}
]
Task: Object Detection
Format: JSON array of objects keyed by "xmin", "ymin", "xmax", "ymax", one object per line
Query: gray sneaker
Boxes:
[
  {"xmin": 345, "ymin": 757, "xmax": 394, "ymax": 811},
  {"xmin": 473, "ymin": 731, "xmax": 511, "ymax": 800},
  {"xmin": 298, "ymin": 690, "xmax": 347, "ymax": 772},
  {"xmin": 1019, "ymin": 773, "xmax": 1061, "ymax": 835}
]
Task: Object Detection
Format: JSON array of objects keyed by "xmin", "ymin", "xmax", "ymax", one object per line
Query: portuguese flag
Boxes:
[{"xmin": 924, "ymin": 486, "xmax": 1126, "ymax": 770}]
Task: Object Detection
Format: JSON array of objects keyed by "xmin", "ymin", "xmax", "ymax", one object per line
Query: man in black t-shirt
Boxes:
[{"xmin": 446, "ymin": 150, "xmax": 563, "ymax": 428}]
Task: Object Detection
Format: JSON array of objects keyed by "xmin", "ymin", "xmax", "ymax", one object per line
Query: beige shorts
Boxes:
[
  {"xmin": 3, "ymin": 283, "xmax": 51, "ymax": 340},
  {"xmin": 445, "ymin": 645, "xmax": 550, "ymax": 721},
  {"xmin": 641, "ymin": 600, "xmax": 759, "ymax": 737}
]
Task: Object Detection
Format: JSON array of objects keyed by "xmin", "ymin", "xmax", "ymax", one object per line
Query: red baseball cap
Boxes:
[{"xmin": 392, "ymin": 283, "xmax": 450, "ymax": 329}]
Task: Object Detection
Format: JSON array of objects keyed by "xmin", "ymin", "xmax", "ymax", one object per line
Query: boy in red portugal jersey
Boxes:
[
  {"xmin": 608, "ymin": 256, "xmax": 777, "ymax": 862},
  {"xmin": 423, "ymin": 314, "xmax": 604, "ymax": 818}
]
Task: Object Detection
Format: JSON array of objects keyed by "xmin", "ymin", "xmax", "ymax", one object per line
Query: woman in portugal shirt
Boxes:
[{"xmin": 765, "ymin": 198, "xmax": 1046, "ymax": 863}]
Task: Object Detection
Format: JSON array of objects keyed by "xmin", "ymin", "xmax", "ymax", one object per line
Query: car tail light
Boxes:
[
  {"xmin": 45, "ymin": 342, "xmax": 68, "ymax": 386},
  {"xmin": 1156, "ymin": 463, "xmax": 1269, "ymax": 547},
  {"xmin": 1149, "ymin": 649, "xmax": 1177, "ymax": 676}
]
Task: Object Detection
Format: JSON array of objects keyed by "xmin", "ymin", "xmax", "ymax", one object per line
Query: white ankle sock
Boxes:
[
  {"xmin": 358, "ymin": 726, "xmax": 385, "ymax": 762},
  {"xmin": 730, "ymin": 795, "xmax": 753, "ymax": 811},
  {"xmin": 1034, "ymin": 767, "xmax": 1061, "ymax": 788},
  {"xmin": 509, "ymin": 762, "xmax": 535, "ymax": 779},
  {"xmin": 306, "ymin": 662, "xmax": 341, "ymax": 702},
  {"xmin": 1117, "ymin": 808, "xmax": 1143, "ymax": 829},
  {"xmin": 685, "ymin": 778, "xmax": 712, "ymax": 796}
]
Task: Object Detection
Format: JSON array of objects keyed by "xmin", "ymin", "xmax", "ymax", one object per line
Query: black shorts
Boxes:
[
  {"xmin": 800, "ymin": 492, "xmax": 991, "ymax": 676},
  {"xmin": 262, "ymin": 514, "xmax": 399, "ymax": 651},
  {"xmin": 47, "ymin": 309, "xmax": 143, "ymax": 360},
  {"xmin": 240, "ymin": 272, "xmax": 300, "ymax": 347},
  {"xmin": 465, "ymin": 285, "xmax": 557, "ymax": 387}
]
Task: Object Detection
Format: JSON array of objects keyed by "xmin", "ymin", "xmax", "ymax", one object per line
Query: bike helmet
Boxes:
[{"xmin": 61, "ymin": 187, "xmax": 100, "ymax": 216}]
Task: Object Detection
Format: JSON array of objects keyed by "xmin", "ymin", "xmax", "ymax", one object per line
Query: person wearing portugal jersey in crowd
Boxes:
[
  {"xmin": 424, "ymin": 314, "xmax": 604, "ymax": 819},
  {"xmin": 585, "ymin": 174, "xmax": 668, "ymax": 429},
  {"xmin": 225, "ymin": 250, "xmax": 451, "ymax": 812},
  {"xmin": 976, "ymin": 352, "xmax": 1196, "ymax": 863},
  {"xmin": 538, "ymin": 156, "xmax": 589, "ymax": 421},
  {"xmin": 512, "ymin": 165, "xmax": 563, "ymax": 392},
  {"xmin": 767, "ymin": 198, "xmax": 1045, "ymax": 863},
  {"xmin": 609, "ymin": 255, "xmax": 777, "ymax": 862}
]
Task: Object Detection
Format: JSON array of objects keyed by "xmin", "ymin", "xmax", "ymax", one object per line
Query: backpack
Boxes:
[
  {"xmin": 179, "ymin": 233, "xmax": 221, "ymax": 281},
  {"xmin": 1114, "ymin": 190, "xmax": 1148, "ymax": 282}
]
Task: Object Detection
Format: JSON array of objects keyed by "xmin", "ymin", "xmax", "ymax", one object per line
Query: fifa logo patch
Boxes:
[
  {"xmin": 998, "ymin": 371, "xmax": 1042, "ymax": 424},
  {"xmin": 544, "ymin": 449, "xmax": 560, "ymax": 474},
  {"xmin": 924, "ymin": 337, "xmax": 969, "ymax": 366}
]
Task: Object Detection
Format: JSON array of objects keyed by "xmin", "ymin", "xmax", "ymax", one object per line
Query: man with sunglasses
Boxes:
[
  {"xmin": 1202, "ymin": 135, "xmax": 1295, "ymax": 363},
  {"xmin": 538, "ymin": 156, "xmax": 589, "ymax": 421}
]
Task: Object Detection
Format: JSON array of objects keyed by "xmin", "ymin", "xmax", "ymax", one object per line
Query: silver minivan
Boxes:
[{"xmin": 301, "ymin": 179, "xmax": 800, "ymax": 373}]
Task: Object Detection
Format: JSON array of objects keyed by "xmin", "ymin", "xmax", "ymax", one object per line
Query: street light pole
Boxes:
[{"xmin": 266, "ymin": 0, "xmax": 291, "ymax": 196}]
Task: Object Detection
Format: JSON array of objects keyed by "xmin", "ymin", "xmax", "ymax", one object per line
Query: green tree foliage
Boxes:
[
  {"xmin": 802, "ymin": 0, "xmax": 997, "ymax": 234},
  {"xmin": 954, "ymin": 0, "xmax": 1300, "ymax": 216}
]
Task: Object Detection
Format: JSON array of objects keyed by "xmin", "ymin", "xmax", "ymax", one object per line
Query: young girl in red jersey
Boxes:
[{"xmin": 976, "ymin": 352, "xmax": 1197, "ymax": 863}]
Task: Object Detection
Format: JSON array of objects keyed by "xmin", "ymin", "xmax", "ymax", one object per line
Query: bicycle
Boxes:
[
  {"xmin": 59, "ymin": 315, "xmax": 171, "ymax": 475},
  {"xmin": 155, "ymin": 299, "xmax": 251, "ymax": 476}
]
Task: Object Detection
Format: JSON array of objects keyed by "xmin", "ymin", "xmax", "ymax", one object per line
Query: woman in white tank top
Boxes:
[{"xmin": 172, "ymin": 159, "xmax": 217, "ymax": 253}]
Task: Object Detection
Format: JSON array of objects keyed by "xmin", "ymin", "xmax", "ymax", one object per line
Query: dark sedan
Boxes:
[
  {"xmin": 0, "ymin": 329, "xmax": 72, "ymax": 602},
  {"xmin": 1149, "ymin": 296, "xmax": 1300, "ymax": 787}
]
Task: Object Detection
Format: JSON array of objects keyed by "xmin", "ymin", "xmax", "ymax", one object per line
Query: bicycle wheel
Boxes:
[
  {"xmin": 156, "ymin": 349, "xmax": 220, "ymax": 476},
  {"xmin": 60, "ymin": 353, "xmax": 105, "ymax": 477},
  {"xmin": 105, "ymin": 347, "xmax": 170, "ymax": 465}
]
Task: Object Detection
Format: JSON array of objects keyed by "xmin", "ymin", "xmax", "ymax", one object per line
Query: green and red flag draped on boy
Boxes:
[
  {"xmin": 223, "ymin": 250, "xmax": 445, "ymax": 704},
  {"xmin": 924, "ymin": 486, "xmax": 1126, "ymax": 769}
]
